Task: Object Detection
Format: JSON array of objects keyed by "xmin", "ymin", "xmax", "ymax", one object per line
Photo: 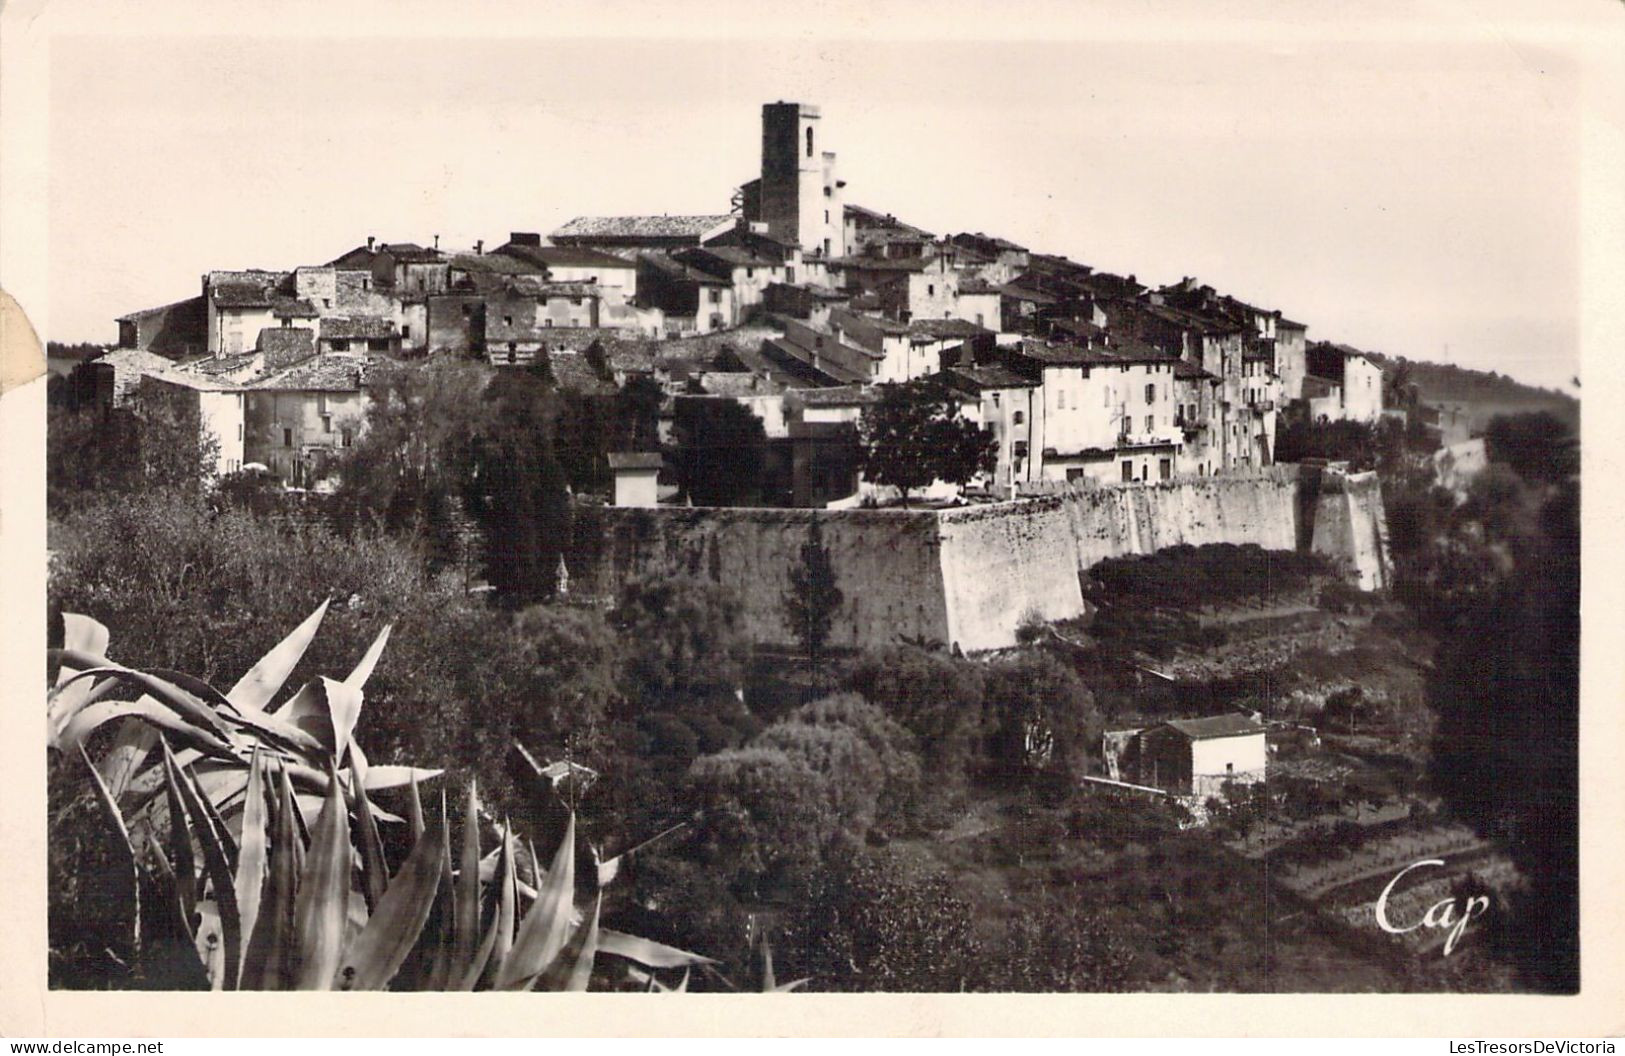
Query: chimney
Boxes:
[
  {"xmin": 475, "ymin": 239, "xmax": 484, "ymax": 255},
  {"xmin": 509, "ymin": 232, "xmax": 541, "ymax": 247},
  {"xmin": 433, "ymin": 234, "xmax": 440, "ymax": 249},
  {"xmin": 367, "ymin": 236, "xmax": 376, "ymax": 251}
]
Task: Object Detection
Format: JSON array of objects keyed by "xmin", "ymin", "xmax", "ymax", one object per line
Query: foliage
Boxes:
[
  {"xmin": 781, "ymin": 520, "xmax": 843, "ymax": 664},
  {"xmin": 48, "ymin": 607, "xmax": 715, "ymax": 991},
  {"xmin": 610, "ymin": 574, "xmax": 747, "ymax": 703},
  {"xmin": 981, "ymin": 651, "xmax": 1101, "ymax": 781},
  {"xmin": 1275, "ymin": 415, "xmax": 1434, "ymax": 474},
  {"xmin": 783, "ymin": 694, "xmax": 921, "ymax": 830},
  {"xmin": 672, "ymin": 397, "xmax": 768, "ymax": 507},
  {"xmin": 984, "ymin": 896, "xmax": 1136, "ymax": 992},
  {"xmin": 464, "ymin": 369, "xmax": 574, "ymax": 606},
  {"xmin": 777, "ymin": 852, "xmax": 984, "ymax": 992},
  {"xmin": 48, "ymin": 401, "xmax": 220, "ymax": 517},
  {"xmin": 847, "ymin": 645, "xmax": 985, "ymax": 784},
  {"xmin": 857, "ymin": 380, "xmax": 995, "ymax": 506},
  {"xmin": 1428, "ymin": 482, "xmax": 1578, "ymax": 992},
  {"xmin": 330, "ymin": 359, "xmax": 490, "ymax": 570},
  {"xmin": 47, "ymin": 488, "xmax": 610, "ymax": 817},
  {"xmin": 1089, "ymin": 543, "xmax": 1329, "ymax": 610},
  {"xmin": 1484, "ymin": 411, "xmax": 1578, "ymax": 486},
  {"xmin": 684, "ymin": 747, "xmax": 836, "ymax": 897}
]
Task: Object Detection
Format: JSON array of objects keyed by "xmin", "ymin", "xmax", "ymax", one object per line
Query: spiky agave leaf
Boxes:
[
  {"xmin": 57, "ymin": 697, "xmax": 238, "ymax": 760},
  {"xmin": 343, "ymin": 624, "xmax": 392, "ymax": 692},
  {"xmin": 228, "ymin": 599, "xmax": 330, "ymax": 712},
  {"xmin": 494, "ymin": 813, "xmax": 576, "ymax": 990},
  {"xmin": 166, "ymin": 742, "xmax": 243, "ymax": 990},
  {"xmin": 595, "ymin": 930, "xmax": 718, "ymax": 970},
  {"xmin": 79, "ymin": 744, "xmax": 141, "ymax": 958},
  {"xmin": 460, "ymin": 820, "xmax": 515, "ymax": 991},
  {"xmin": 451, "ymin": 779, "xmax": 482, "ymax": 984},
  {"xmin": 55, "ymin": 665, "xmax": 234, "ymax": 744},
  {"xmin": 350, "ymin": 765, "xmax": 389, "ymax": 911},
  {"xmin": 291, "ymin": 760, "xmax": 352, "ymax": 990},
  {"xmin": 336, "ymin": 800, "xmax": 447, "ymax": 991},
  {"xmin": 234, "ymin": 745, "xmax": 270, "ymax": 973},
  {"xmin": 563, "ymin": 894, "xmax": 602, "ymax": 992},
  {"xmin": 159, "ymin": 744, "xmax": 197, "ymax": 932},
  {"xmin": 241, "ymin": 762, "xmax": 303, "ymax": 989}
]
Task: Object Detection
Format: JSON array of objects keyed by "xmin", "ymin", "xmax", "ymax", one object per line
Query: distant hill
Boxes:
[{"xmin": 1368, "ymin": 353, "xmax": 1579, "ymax": 434}]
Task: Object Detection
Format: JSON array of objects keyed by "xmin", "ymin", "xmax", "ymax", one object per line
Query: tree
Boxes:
[
  {"xmin": 611, "ymin": 574, "xmax": 747, "ymax": 703},
  {"xmin": 672, "ymin": 397, "xmax": 768, "ymax": 506},
  {"xmin": 463, "ymin": 369, "xmax": 573, "ymax": 606},
  {"xmin": 847, "ymin": 645, "xmax": 984, "ymax": 785},
  {"xmin": 857, "ymin": 381, "xmax": 995, "ymax": 507},
  {"xmin": 785, "ymin": 693, "xmax": 921, "ymax": 831},
  {"xmin": 1484, "ymin": 411, "xmax": 1577, "ymax": 486},
  {"xmin": 330, "ymin": 358, "xmax": 491, "ymax": 570},
  {"xmin": 981, "ymin": 650, "xmax": 1101, "ymax": 780},
  {"xmin": 782, "ymin": 520, "xmax": 843, "ymax": 668},
  {"xmin": 1428, "ymin": 482, "xmax": 1578, "ymax": 992},
  {"xmin": 48, "ymin": 399, "xmax": 218, "ymax": 516},
  {"xmin": 685, "ymin": 747, "xmax": 835, "ymax": 897}
]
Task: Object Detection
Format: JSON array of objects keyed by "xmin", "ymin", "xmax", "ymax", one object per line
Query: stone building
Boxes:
[{"xmin": 1119, "ymin": 715, "xmax": 1268, "ymax": 798}]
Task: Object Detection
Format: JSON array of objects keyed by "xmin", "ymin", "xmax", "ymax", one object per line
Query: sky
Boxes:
[{"xmin": 42, "ymin": 2, "xmax": 1588, "ymax": 392}]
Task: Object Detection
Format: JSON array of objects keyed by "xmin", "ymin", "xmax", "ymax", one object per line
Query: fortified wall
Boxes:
[{"xmin": 588, "ymin": 465, "xmax": 1389, "ymax": 653}]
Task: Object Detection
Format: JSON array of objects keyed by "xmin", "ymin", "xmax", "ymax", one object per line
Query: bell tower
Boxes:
[{"xmin": 759, "ymin": 102, "xmax": 844, "ymax": 260}]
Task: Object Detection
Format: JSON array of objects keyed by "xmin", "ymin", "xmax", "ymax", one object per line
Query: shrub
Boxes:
[
  {"xmin": 981, "ymin": 650, "xmax": 1101, "ymax": 781},
  {"xmin": 847, "ymin": 645, "xmax": 984, "ymax": 783}
]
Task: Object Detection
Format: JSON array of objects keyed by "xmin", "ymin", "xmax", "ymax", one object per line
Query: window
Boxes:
[
  {"xmin": 1057, "ymin": 390, "xmax": 1066, "ymax": 410},
  {"xmin": 806, "ymin": 126, "xmax": 814, "ymax": 157},
  {"xmin": 1068, "ymin": 468, "xmax": 1086, "ymax": 483},
  {"xmin": 1121, "ymin": 460, "xmax": 1133, "ymax": 482},
  {"xmin": 544, "ymin": 319, "xmax": 554, "ymax": 328},
  {"xmin": 1013, "ymin": 440, "xmax": 1028, "ymax": 458},
  {"xmin": 323, "ymin": 299, "xmax": 332, "ymax": 308},
  {"xmin": 786, "ymin": 267, "xmax": 796, "ymax": 284},
  {"xmin": 331, "ymin": 339, "xmax": 349, "ymax": 351},
  {"xmin": 283, "ymin": 428, "xmax": 293, "ymax": 448},
  {"xmin": 571, "ymin": 297, "xmax": 582, "ymax": 306},
  {"xmin": 1160, "ymin": 458, "xmax": 1172, "ymax": 481},
  {"xmin": 321, "ymin": 414, "xmax": 331, "ymax": 434},
  {"xmin": 709, "ymin": 289, "xmax": 721, "ymax": 305},
  {"xmin": 975, "ymin": 314, "xmax": 984, "ymax": 326},
  {"xmin": 1013, "ymin": 410, "xmax": 1024, "ymax": 425},
  {"xmin": 927, "ymin": 284, "xmax": 935, "ymax": 296},
  {"xmin": 1144, "ymin": 415, "xmax": 1154, "ymax": 434},
  {"xmin": 991, "ymin": 392, "xmax": 1001, "ymax": 407},
  {"xmin": 824, "ymin": 210, "xmax": 829, "ymax": 224},
  {"xmin": 342, "ymin": 428, "xmax": 353, "ymax": 448},
  {"xmin": 746, "ymin": 268, "xmax": 755, "ymax": 279},
  {"xmin": 402, "ymin": 324, "xmax": 411, "ymax": 339},
  {"xmin": 1145, "ymin": 383, "xmax": 1156, "ymax": 404},
  {"xmin": 238, "ymin": 423, "xmax": 244, "ymax": 441},
  {"xmin": 504, "ymin": 315, "xmax": 513, "ymax": 327},
  {"xmin": 368, "ymin": 338, "xmax": 388, "ymax": 351},
  {"xmin": 1119, "ymin": 416, "xmax": 1131, "ymax": 438}
]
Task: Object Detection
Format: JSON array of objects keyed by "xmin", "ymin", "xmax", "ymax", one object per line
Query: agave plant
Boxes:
[{"xmin": 49, "ymin": 602, "xmax": 716, "ymax": 991}]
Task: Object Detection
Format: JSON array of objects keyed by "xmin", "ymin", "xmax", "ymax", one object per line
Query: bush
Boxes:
[
  {"xmin": 685, "ymin": 747, "xmax": 836, "ymax": 897},
  {"xmin": 847, "ymin": 645, "xmax": 984, "ymax": 784}
]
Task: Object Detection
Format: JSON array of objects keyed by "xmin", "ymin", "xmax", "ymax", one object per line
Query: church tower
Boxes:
[{"xmin": 759, "ymin": 102, "xmax": 845, "ymax": 260}]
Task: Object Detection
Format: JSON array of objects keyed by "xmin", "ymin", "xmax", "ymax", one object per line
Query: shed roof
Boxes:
[
  {"xmin": 607, "ymin": 451, "xmax": 664, "ymax": 470},
  {"xmin": 1160, "ymin": 715, "xmax": 1266, "ymax": 740}
]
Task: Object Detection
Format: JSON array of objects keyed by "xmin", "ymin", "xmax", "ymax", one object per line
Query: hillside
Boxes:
[{"xmin": 1370, "ymin": 353, "xmax": 1579, "ymax": 433}]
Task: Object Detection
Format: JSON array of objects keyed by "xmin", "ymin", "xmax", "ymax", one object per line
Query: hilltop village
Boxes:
[{"xmin": 94, "ymin": 101, "xmax": 1388, "ymax": 502}]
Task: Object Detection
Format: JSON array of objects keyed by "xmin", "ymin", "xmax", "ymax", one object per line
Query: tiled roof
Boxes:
[
  {"xmin": 843, "ymin": 204, "xmax": 933, "ymax": 238},
  {"xmin": 1016, "ymin": 338, "xmax": 1171, "ymax": 367},
  {"xmin": 792, "ymin": 384, "xmax": 880, "ymax": 407},
  {"xmin": 552, "ymin": 215, "xmax": 735, "ymax": 240},
  {"xmin": 496, "ymin": 243, "xmax": 638, "ymax": 271},
  {"xmin": 957, "ymin": 278, "xmax": 1002, "ymax": 295},
  {"xmin": 272, "ymin": 298, "xmax": 320, "ymax": 319},
  {"xmin": 1173, "ymin": 359, "xmax": 1217, "ymax": 381},
  {"xmin": 212, "ymin": 283, "xmax": 277, "ymax": 308},
  {"xmin": 687, "ymin": 245, "xmax": 780, "ymax": 269},
  {"xmin": 321, "ymin": 316, "xmax": 395, "ymax": 340},
  {"xmin": 116, "ymin": 296, "xmax": 202, "ymax": 323},
  {"xmin": 448, "ymin": 253, "xmax": 543, "ymax": 276},
  {"xmin": 1302, "ymin": 374, "xmax": 1341, "ymax": 398},
  {"xmin": 257, "ymin": 328, "xmax": 316, "ymax": 359},
  {"xmin": 827, "ymin": 255, "xmax": 931, "ymax": 272},
  {"xmin": 252, "ymin": 353, "xmax": 369, "ymax": 392},
  {"xmin": 1161, "ymin": 715, "xmax": 1265, "ymax": 740},
  {"xmin": 1277, "ymin": 317, "xmax": 1307, "ymax": 330},
  {"xmin": 942, "ymin": 364, "xmax": 1039, "ymax": 391},
  {"xmin": 763, "ymin": 338, "xmax": 868, "ymax": 386},
  {"xmin": 186, "ymin": 350, "xmax": 263, "ymax": 377},
  {"xmin": 90, "ymin": 348, "xmax": 175, "ymax": 375},
  {"xmin": 952, "ymin": 231, "xmax": 1028, "ymax": 253},
  {"xmin": 638, "ymin": 252, "xmax": 730, "ymax": 286},
  {"xmin": 829, "ymin": 308, "xmax": 909, "ymax": 336},
  {"xmin": 909, "ymin": 318, "xmax": 990, "ymax": 342},
  {"xmin": 999, "ymin": 283, "xmax": 1059, "ymax": 305}
]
